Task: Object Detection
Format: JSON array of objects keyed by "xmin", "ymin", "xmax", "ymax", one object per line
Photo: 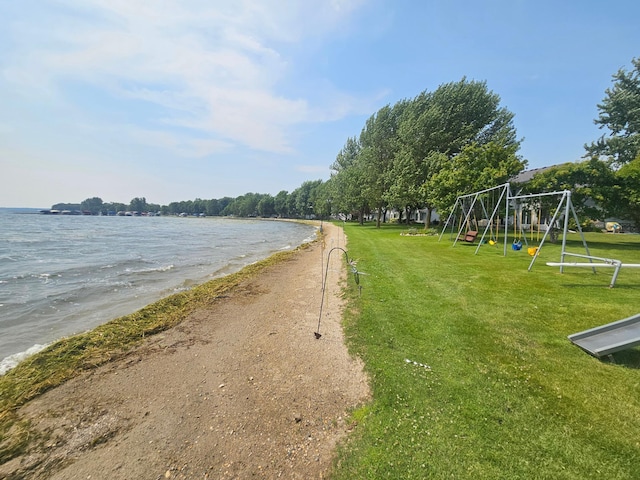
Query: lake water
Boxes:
[{"xmin": 0, "ymin": 213, "xmax": 316, "ymax": 373}]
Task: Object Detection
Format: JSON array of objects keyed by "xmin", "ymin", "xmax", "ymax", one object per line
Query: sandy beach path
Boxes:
[{"xmin": 2, "ymin": 223, "xmax": 370, "ymax": 479}]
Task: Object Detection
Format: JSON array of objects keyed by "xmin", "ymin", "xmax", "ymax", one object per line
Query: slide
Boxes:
[{"xmin": 568, "ymin": 313, "xmax": 640, "ymax": 357}]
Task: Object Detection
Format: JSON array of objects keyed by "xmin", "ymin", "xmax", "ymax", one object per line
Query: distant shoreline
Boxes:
[{"xmin": 0, "ymin": 207, "xmax": 45, "ymax": 213}]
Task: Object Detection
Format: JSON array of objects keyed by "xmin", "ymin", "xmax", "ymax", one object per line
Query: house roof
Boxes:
[{"xmin": 511, "ymin": 166, "xmax": 556, "ymax": 184}]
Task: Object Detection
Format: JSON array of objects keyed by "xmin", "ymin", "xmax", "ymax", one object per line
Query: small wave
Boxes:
[
  {"xmin": 122, "ymin": 264, "xmax": 175, "ymax": 276},
  {"xmin": 0, "ymin": 344, "xmax": 49, "ymax": 376},
  {"xmin": 3, "ymin": 272, "xmax": 63, "ymax": 283},
  {"xmin": 178, "ymin": 278, "xmax": 200, "ymax": 289},
  {"xmin": 303, "ymin": 233, "xmax": 318, "ymax": 243},
  {"xmin": 36, "ymin": 273, "xmax": 56, "ymax": 283}
]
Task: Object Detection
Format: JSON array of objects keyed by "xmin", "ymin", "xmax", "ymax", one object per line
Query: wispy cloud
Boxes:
[{"xmin": 2, "ymin": 0, "xmax": 371, "ymax": 155}]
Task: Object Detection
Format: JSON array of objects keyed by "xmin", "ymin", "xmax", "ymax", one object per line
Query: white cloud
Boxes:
[
  {"xmin": 129, "ymin": 127, "xmax": 233, "ymax": 158},
  {"xmin": 2, "ymin": 0, "xmax": 373, "ymax": 155}
]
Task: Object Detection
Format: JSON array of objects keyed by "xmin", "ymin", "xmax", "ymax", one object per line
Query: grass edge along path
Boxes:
[
  {"xmin": 0, "ymin": 242, "xmax": 313, "ymax": 464},
  {"xmin": 333, "ymin": 224, "xmax": 640, "ymax": 479}
]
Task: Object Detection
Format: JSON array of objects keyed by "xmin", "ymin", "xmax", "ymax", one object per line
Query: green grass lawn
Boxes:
[{"xmin": 334, "ymin": 224, "xmax": 640, "ymax": 479}]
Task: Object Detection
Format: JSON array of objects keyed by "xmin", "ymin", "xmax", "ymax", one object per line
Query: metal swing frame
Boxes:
[
  {"xmin": 439, "ymin": 183, "xmax": 510, "ymax": 253},
  {"xmin": 440, "ymin": 185, "xmax": 591, "ymax": 272}
]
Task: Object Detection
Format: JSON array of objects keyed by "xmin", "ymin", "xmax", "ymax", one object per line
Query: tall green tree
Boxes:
[
  {"xmin": 392, "ymin": 79, "xmax": 521, "ymax": 226},
  {"xmin": 80, "ymin": 197, "xmax": 103, "ymax": 214},
  {"xmin": 329, "ymin": 78, "xmax": 521, "ymax": 225},
  {"xmin": 274, "ymin": 190, "xmax": 290, "ymax": 218},
  {"xmin": 256, "ymin": 194, "xmax": 275, "ymax": 217},
  {"xmin": 407, "ymin": 79, "xmax": 522, "ymax": 219},
  {"xmin": 217, "ymin": 197, "xmax": 233, "ymax": 215},
  {"xmin": 434, "ymin": 79, "xmax": 514, "ymax": 152},
  {"xmin": 586, "ymin": 58, "xmax": 640, "ymax": 165},
  {"xmin": 522, "ymin": 158, "xmax": 619, "ymax": 223},
  {"xmin": 291, "ymin": 180, "xmax": 323, "ymax": 218},
  {"xmin": 358, "ymin": 102, "xmax": 407, "ymax": 227},
  {"xmin": 614, "ymin": 155, "xmax": 640, "ymax": 226},
  {"xmin": 330, "ymin": 136, "xmax": 369, "ymax": 223},
  {"xmin": 205, "ymin": 198, "xmax": 221, "ymax": 216},
  {"xmin": 314, "ymin": 178, "xmax": 334, "ymax": 221},
  {"xmin": 192, "ymin": 198, "xmax": 207, "ymax": 215},
  {"xmin": 424, "ymin": 141, "xmax": 525, "ymax": 214},
  {"xmin": 129, "ymin": 197, "xmax": 147, "ymax": 213}
]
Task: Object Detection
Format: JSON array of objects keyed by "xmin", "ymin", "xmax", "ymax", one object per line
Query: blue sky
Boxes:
[{"xmin": 1, "ymin": 0, "xmax": 639, "ymax": 208}]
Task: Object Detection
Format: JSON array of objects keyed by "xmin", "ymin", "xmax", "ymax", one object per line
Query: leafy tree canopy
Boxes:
[
  {"xmin": 522, "ymin": 158, "xmax": 620, "ymax": 222},
  {"xmin": 405, "ymin": 78, "xmax": 522, "ymax": 222},
  {"xmin": 586, "ymin": 58, "xmax": 640, "ymax": 165},
  {"xmin": 330, "ymin": 78, "xmax": 523, "ymax": 226},
  {"xmin": 423, "ymin": 141, "xmax": 525, "ymax": 213},
  {"xmin": 402, "ymin": 78, "xmax": 519, "ymax": 158},
  {"xmin": 615, "ymin": 154, "xmax": 640, "ymax": 226},
  {"xmin": 358, "ymin": 102, "xmax": 408, "ymax": 226}
]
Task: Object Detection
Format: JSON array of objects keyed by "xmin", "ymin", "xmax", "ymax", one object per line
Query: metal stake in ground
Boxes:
[{"xmin": 315, "ymin": 247, "xmax": 362, "ymax": 339}]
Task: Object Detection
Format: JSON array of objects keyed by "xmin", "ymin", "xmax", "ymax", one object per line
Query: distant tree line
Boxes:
[
  {"xmin": 53, "ymin": 182, "xmax": 329, "ymax": 219},
  {"xmin": 54, "ymin": 59, "xmax": 640, "ymax": 228}
]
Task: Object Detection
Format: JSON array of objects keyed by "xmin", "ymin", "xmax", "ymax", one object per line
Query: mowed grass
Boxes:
[{"xmin": 334, "ymin": 224, "xmax": 640, "ymax": 479}]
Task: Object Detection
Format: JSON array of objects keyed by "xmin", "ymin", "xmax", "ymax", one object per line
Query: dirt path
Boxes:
[{"xmin": 2, "ymin": 223, "xmax": 370, "ymax": 479}]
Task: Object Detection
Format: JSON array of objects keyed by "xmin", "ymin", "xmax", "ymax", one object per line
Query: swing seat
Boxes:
[{"xmin": 460, "ymin": 230, "xmax": 478, "ymax": 243}]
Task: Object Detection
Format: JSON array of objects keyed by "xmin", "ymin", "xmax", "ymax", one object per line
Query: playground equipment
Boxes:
[
  {"xmin": 440, "ymin": 186, "xmax": 591, "ymax": 271},
  {"xmin": 440, "ymin": 182, "xmax": 639, "ymax": 357},
  {"xmin": 568, "ymin": 313, "xmax": 640, "ymax": 357},
  {"xmin": 511, "ymin": 190, "xmax": 590, "ymax": 272},
  {"xmin": 440, "ymin": 183, "xmax": 510, "ymax": 253},
  {"xmin": 546, "ymin": 252, "xmax": 640, "ymax": 288},
  {"xmin": 460, "ymin": 230, "xmax": 478, "ymax": 243},
  {"xmin": 440, "ymin": 184, "xmax": 640, "ymax": 288}
]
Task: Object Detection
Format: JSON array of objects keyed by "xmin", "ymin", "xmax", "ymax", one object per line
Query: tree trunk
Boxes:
[{"xmin": 425, "ymin": 206, "xmax": 433, "ymax": 229}]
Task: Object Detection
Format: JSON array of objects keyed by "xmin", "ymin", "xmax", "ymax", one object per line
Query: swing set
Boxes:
[
  {"xmin": 439, "ymin": 186, "xmax": 591, "ymax": 271},
  {"xmin": 439, "ymin": 183, "xmax": 640, "ymax": 355},
  {"xmin": 509, "ymin": 197, "xmax": 544, "ymax": 253},
  {"xmin": 444, "ymin": 183, "xmax": 509, "ymax": 253}
]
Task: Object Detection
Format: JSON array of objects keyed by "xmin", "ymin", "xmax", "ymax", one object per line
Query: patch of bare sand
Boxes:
[{"xmin": 1, "ymin": 223, "xmax": 370, "ymax": 479}]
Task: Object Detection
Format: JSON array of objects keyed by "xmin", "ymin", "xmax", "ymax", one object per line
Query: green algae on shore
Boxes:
[{"xmin": 0, "ymin": 242, "xmax": 313, "ymax": 464}]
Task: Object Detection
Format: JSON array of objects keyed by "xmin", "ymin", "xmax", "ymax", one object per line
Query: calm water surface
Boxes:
[{"xmin": 0, "ymin": 213, "xmax": 316, "ymax": 373}]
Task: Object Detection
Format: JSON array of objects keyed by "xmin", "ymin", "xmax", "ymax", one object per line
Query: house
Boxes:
[{"xmin": 384, "ymin": 208, "xmax": 440, "ymax": 225}]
